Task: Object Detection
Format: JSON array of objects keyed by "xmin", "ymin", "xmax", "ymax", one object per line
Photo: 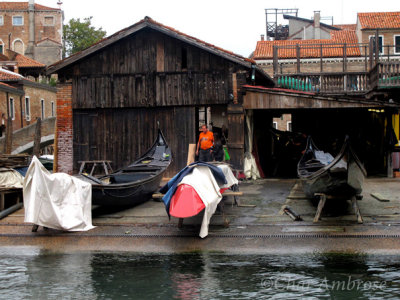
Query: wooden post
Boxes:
[
  {"xmin": 369, "ymin": 38, "xmax": 374, "ymax": 70},
  {"xmin": 273, "ymin": 46, "xmax": 278, "ymax": 76},
  {"xmin": 232, "ymin": 73, "xmax": 238, "ymax": 104},
  {"xmin": 375, "ymin": 29, "xmax": 380, "ymax": 65},
  {"xmin": 320, "ymin": 44, "xmax": 323, "ymax": 72},
  {"xmin": 364, "ymin": 45, "xmax": 368, "ymax": 71},
  {"xmin": 351, "ymin": 196, "xmax": 363, "ymax": 224},
  {"xmin": 313, "ymin": 193, "xmax": 326, "ymax": 222},
  {"xmin": 32, "ymin": 117, "xmax": 41, "ymax": 157},
  {"xmin": 227, "ymin": 104, "xmax": 244, "ymax": 171},
  {"xmin": 4, "ymin": 117, "xmax": 12, "ymax": 154}
]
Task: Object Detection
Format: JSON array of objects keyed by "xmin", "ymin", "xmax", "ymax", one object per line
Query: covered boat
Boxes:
[
  {"xmin": 82, "ymin": 129, "xmax": 171, "ymax": 206},
  {"xmin": 160, "ymin": 162, "xmax": 238, "ymax": 238},
  {"xmin": 297, "ymin": 136, "xmax": 367, "ymax": 199}
]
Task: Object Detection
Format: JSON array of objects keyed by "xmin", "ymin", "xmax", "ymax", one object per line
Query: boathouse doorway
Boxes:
[{"xmin": 249, "ymin": 108, "xmax": 394, "ymax": 178}]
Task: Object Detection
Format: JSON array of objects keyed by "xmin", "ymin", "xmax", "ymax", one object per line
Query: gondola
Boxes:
[
  {"xmin": 81, "ymin": 129, "xmax": 171, "ymax": 206},
  {"xmin": 297, "ymin": 136, "xmax": 367, "ymax": 199}
]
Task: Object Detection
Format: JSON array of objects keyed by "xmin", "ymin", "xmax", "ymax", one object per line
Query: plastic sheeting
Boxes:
[
  {"xmin": 24, "ymin": 156, "xmax": 94, "ymax": 231},
  {"xmin": 244, "ymin": 110, "xmax": 261, "ymax": 180},
  {"xmin": 0, "ymin": 168, "xmax": 24, "ymax": 189},
  {"xmin": 169, "ymin": 184, "xmax": 205, "ymax": 218}
]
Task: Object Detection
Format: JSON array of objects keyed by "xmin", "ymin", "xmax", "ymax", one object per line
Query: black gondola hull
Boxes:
[
  {"xmin": 81, "ymin": 129, "xmax": 171, "ymax": 206},
  {"xmin": 298, "ymin": 137, "xmax": 366, "ymax": 199},
  {"xmin": 91, "ymin": 171, "xmax": 165, "ymax": 206}
]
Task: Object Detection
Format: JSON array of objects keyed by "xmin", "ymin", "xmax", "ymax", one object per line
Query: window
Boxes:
[
  {"xmin": 369, "ymin": 35, "xmax": 383, "ymax": 54},
  {"xmin": 395, "ymin": 35, "xmax": 400, "ymax": 54},
  {"xmin": 9, "ymin": 98, "xmax": 15, "ymax": 120},
  {"xmin": 0, "ymin": 16, "xmax": 3, "ymax": 26},
  {"xmin": 25, "ymin": 97, "xmax": 30, "ymax": 121},
  {"xmin": 12, "ymin": 16, "xmax": 23, "ymax": 26},
  {"xmin": 13, "ymin": 39, "xmax": 24, "ymax": 54},
  {"xmin": 51, "ymin": 101, "xmax": 55, "ymax": 117},
  {"xmin": 181, "ymin": 47, "xmax": 188, "ymax": 69},
  {"xmin": 287, "ymin": 121, "xmax": 292, "ymax": 132},
  {"xmin": 0, "ymin": 43, "xmax": 3, "ymax": 54},
  {"xmin": 41, "ymin": 99, "xmax": 45, "ymax": 119},
  {"xmin": 44, "ymin": 16, "xmax": 54, "ymax": 26},
  {"xmin": 272, "ymin": 122, "xmax": 278, "ymax": 129}
]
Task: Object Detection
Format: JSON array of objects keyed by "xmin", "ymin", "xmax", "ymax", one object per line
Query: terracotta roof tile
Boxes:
[
  {"xmin": 253, "ymin": 28, "xmax": 360, "ymax": 60},
  {"xmin": 358, "ymin": 12, "xmax": 400, "ymax": 29},
  {"xmin": 0, "ymin": 81, "xmax": 18, "ymax": 89},
  {"xmin": 335, "ymin": 24, "xmax": 357, "ymax": 30},
  {"xmin": 5, "ymin": 50, "xmax": 45, "ymax": 68},
  {"xmin": 0, "ymin": 68, "xmax": 23, "ymax": 81},
  {"xmin": 0, "ymin": 2, "xmax": 59, "ymax": 11}
]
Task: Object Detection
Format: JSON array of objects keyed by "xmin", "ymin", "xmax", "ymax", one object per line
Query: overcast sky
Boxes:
[{"xmin": 25, "ymin": 0, "xmax": 400, "ymax": 56}]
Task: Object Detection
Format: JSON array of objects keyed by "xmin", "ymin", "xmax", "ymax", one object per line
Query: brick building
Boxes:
[
  {"xmin": 0, "ymin": 0, "xmax": 63, "ymax": 66},
  {"xmin": 0, "ymin": 67, "xmax": 56, "ymax": 138},
  {"xmin": 253, "ymin": 11, "xmax": 400, "ymax": 76}
]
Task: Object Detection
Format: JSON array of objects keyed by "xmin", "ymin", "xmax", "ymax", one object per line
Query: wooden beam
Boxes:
[
  {"xmin": 32, "ymin": 117, "xmax": 41, "ymax": 157},
  {"xmin": 156, "ymin": 40, "xmax": 164, "ymax": 72},
  {"xmin": 232, "ymin": 73, "xmax": 238, "ymax": 104}
]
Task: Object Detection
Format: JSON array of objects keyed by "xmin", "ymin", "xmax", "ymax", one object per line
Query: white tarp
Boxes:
[
  {"xmin": 244, "ymin": 110, "xmax": 261, "ymax": 180},
  {"xmin": 218, "ymin": 164, "xmax": 239, "ymax": 189},
  {"xmin": 24, "ymin": 156, "xmax": 94, "ymax": 231},
  {"xmin": 178, "ymin": 164, "xmax": 238, "ymax": 238},
  {"xmin": 0, "ymin": 168, "xmax": 24, "ymax": 189}
]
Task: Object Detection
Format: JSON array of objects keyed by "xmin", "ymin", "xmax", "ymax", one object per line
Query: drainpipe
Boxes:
[{"xmin": 20, "ymin": 95, "xmax": 23, "ymax": 128}]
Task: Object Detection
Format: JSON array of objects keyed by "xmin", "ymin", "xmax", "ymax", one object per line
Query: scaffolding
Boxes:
[{"xmin": 265, "ymin": 8, "xmax": 298, "ymax": 40}]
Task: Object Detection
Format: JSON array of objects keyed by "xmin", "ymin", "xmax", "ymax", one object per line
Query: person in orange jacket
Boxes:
[{"xmin": 196, "ymin": 124, "xmax": 214, "ymax": 162}]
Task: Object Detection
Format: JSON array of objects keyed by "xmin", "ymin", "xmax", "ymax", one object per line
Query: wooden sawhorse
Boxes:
[{"xmin": 313, "ymin": 193, "xmax": 363, "ymax": 224}]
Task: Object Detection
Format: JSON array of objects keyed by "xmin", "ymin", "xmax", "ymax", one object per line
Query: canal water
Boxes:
[{"xmin": 1, "ymin": 248, "xmax": 399, "ymax": 299}]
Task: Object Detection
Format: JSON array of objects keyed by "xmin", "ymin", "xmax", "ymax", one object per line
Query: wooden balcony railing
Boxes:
[
  {"xmin": 275, "ymin": 62, "xmax": 400, "ymax": 94},
  {"xmin": 276, "ymin": 72, "xmax": 369, "ymax": 94}
]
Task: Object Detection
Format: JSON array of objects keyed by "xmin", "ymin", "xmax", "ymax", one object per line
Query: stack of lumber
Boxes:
[{"xmin": 0, "ymin": 154, "xmax": 30, "ymax": 168}]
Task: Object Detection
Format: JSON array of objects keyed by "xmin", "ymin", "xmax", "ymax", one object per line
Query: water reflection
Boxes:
[{"xmin": 0, "ymin": 248, "xmax": 399, "ymax": 299}]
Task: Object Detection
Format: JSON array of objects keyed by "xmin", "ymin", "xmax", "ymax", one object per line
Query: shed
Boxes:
[{"xmin": 47, "ymin": 17, "xmax": 274, "ymax": 175}]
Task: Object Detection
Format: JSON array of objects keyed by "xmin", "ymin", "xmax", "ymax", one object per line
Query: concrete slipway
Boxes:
[{"xmin": 1, "ymin": 178, "xmax": 400, "ymax": 254}]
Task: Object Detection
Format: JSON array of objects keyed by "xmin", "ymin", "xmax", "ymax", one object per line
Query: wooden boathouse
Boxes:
[{"xmin": 47, "ymin": 17, "xmax": 274, "ymax": 175}]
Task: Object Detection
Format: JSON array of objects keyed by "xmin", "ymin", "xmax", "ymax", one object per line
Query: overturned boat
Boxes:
[
  {"xmin": 81, "ymin": 129, "xmax": 171, "ymax": 206},
  {"xmin": 297, "ymin": 136, "xmax": 367, "ymax": 199}
]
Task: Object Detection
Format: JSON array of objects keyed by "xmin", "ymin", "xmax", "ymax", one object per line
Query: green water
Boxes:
[{"xmin": 0, "ymin": 248, "xmax": 399, "ymax": 299}]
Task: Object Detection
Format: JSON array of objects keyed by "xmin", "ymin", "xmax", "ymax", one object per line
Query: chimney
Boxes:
[
  {"xmin": 25, "ymin": 0, "xmax": 35, "ymax": 58},
  {"xmin": 261, "ymin": 34, "xmax": 265, "ymax": 41},
  {"xmin": 314, "ymin": 11, "xmax": 321, "ymax": 39}
]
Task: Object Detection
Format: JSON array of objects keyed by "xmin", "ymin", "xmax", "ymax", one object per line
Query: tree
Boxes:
[{"xmin": 63, "ymin": 17, "xmax": 106, "ymax": 57}]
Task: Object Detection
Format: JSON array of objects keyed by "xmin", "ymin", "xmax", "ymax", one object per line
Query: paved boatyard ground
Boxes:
[{"xmin": 1, "ymin": 178, "xmax": 400, "ymax": 254}]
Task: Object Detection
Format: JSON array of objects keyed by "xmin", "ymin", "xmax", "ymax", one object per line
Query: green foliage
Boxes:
[
  {"xmin": 63, "ymin": 17, "xmax": 106, "ymax": 57},
  {"xmin": 49, "ymin": 77, "xmax": 57, "ymax": 87}
]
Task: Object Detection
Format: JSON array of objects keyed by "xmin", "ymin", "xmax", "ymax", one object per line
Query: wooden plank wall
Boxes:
[
  {"xmin": 73, "ymin": 106, "xmax": 196, "ymax": 176},
  {"xmin": 71, "ymin": 29, "xmax": 236, "ymax": 109}
]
